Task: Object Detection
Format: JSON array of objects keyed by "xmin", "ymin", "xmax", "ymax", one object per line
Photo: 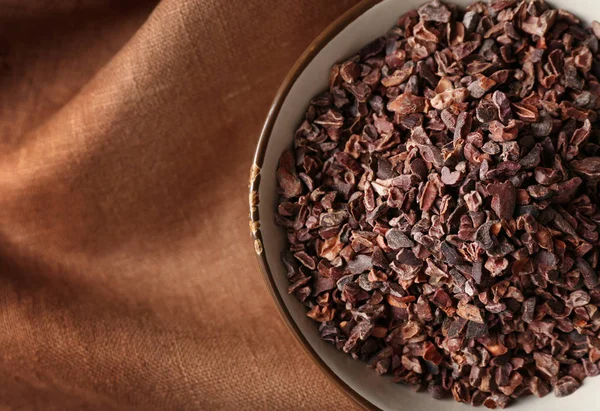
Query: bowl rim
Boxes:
[{"xmin": 249, "ymin": 0, "xmax": 385, "ymax": 410}]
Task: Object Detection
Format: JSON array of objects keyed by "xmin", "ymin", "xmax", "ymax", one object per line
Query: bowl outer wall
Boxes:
[{"xmin": 249, "ymin": 0, "xmax": 600, "ymax": 410}]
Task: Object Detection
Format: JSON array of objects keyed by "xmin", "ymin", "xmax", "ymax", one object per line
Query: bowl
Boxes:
[{"xmin": 249, "ymin": 0, "xmax": 600, "ymax": 409}]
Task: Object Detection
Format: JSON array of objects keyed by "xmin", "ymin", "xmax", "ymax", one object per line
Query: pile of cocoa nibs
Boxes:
[{"xmin": 276, "ymin": 0, "xmax": 600, "ymax": 407}]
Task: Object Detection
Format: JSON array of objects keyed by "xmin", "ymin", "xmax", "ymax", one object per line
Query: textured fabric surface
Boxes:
[{"xmin": 0, "ymin": 0, "xmax": 365, "ymax": 409}]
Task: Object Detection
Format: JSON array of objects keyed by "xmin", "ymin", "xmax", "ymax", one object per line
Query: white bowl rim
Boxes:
[{"xmin": 249, "ymin": 0, "xmax": 600, "ymax": 409}]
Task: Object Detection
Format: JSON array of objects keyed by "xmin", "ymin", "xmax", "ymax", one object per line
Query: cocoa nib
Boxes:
[{"xmin": 276, "ymin": 0, "xmax": 600, "ymax": 408}]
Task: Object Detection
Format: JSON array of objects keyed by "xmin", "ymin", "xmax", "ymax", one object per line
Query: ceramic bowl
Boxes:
[{"xmin": 249, "ymin": 1, "xmax": 600, "ymax": 409}]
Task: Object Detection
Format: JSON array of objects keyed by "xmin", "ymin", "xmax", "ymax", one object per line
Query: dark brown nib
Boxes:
[{"xmin": 276, "ymin": 0, "xmax": 600, "ymax": 407}]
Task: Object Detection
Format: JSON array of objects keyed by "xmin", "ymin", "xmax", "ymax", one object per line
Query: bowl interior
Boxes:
[{"xmin": 255, "ymin": 1, "xmax": 600, "ymax": 409}]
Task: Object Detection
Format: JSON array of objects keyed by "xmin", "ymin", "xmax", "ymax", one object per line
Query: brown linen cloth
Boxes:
[{"xmin": 0, "ymin": 0, "xmax": 364, "ymax": 410}]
